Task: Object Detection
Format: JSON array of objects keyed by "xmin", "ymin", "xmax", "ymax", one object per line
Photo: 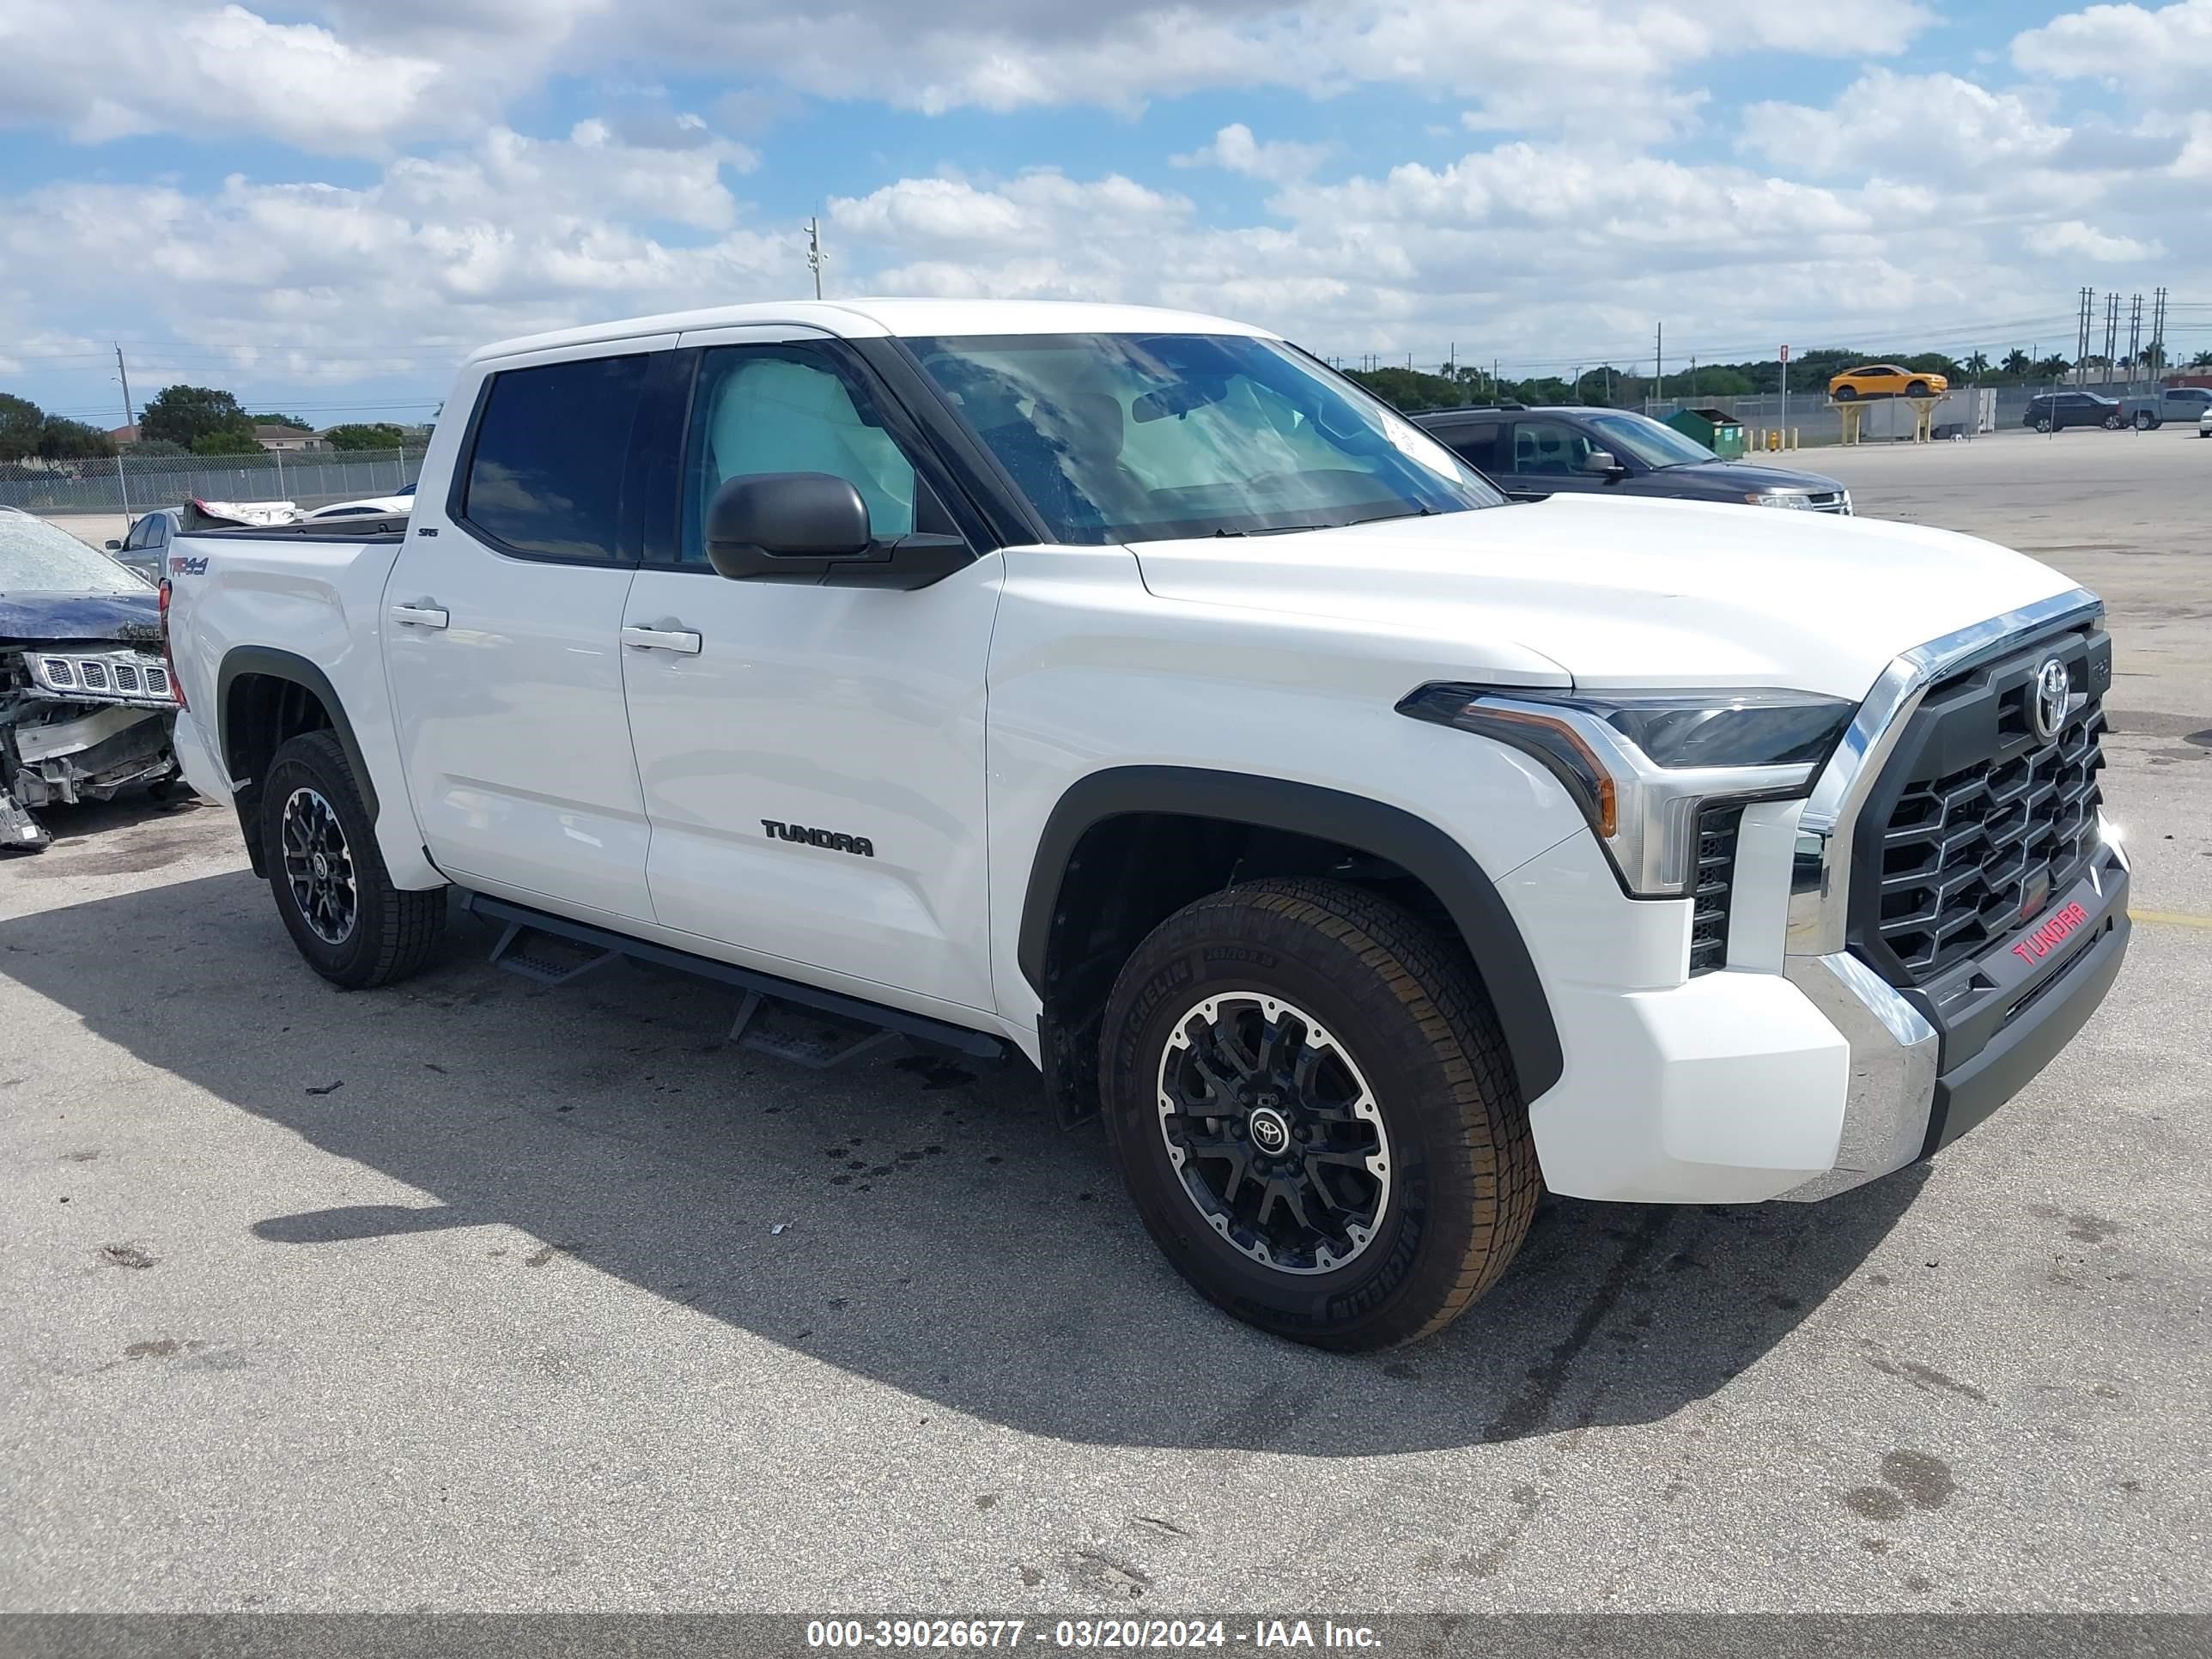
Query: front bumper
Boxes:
[
  {"xmin": 1778, "ymin": 840, "xmax": 2128, "ymax": 1200},
  {"xmin": 1514, "ymin": 586, "xmax": 2130, "ymax": 1206}
]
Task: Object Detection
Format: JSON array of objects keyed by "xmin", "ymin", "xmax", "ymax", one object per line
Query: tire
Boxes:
[
  {"xmin": 2035, "ymin": 417, "xmax": 2054, "ymax": 434},
  {"xmin": 1832, "ymin": 385, "xmax": 1857, "ymax": 402},
  {"xmin": 2103, "ymin": 414, "xmax": 2124, "ymax": 431},
  {"xmin": 260, "ymin": 730, "xmax": 444, "ymax": 989},
  {"xmin": 1098, "ymin": 878, "xmax": 1539, "ymax": 1351},
  {"xmin": 2134, "ymin": 411, "xmax": 2157, "ymax": 431},
  {"xmin": 1906, "ymin": 380, "xmax": 1930, "ymax": 398}
]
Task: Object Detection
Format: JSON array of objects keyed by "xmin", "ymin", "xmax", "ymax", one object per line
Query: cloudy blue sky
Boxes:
[{"xmin": 3, "ymin": 0, "xmax": 2209, "ymax": 426}]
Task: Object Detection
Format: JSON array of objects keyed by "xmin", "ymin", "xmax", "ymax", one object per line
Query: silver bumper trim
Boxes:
[{"xmin": 1778, "ymin": 951, "xmax": 1938, "ymax": 1200}]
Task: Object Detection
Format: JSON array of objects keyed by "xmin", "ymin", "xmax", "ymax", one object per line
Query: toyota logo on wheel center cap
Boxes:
[{"xmin": 1249, "ymin": 1107, "xmax": 1292, "ymax": 1154}]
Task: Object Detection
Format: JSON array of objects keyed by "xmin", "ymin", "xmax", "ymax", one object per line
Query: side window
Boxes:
[
  {"xmin": 459, "ymin": 353, "xmax": 653, "ymax": 562},
  {"xmin": 147, "ymin": 516, "xmax": 169, "ymax": 549},
  {"xmin": 1510, "ymin": 419, "xmax": 1596, "ymax": 477},
  {"xmin": 1439, "ymin": 422, "xmax": 1507, "ymax": 475},
  {"xmin": 677, "ymin": 344, "xmax": 918, "ymax": 565}
]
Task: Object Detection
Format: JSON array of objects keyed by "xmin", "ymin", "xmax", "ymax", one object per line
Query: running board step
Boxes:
[
  {"xmin": 727, "ymin": 989, "xmax": 901, "ymax": 1071},
  {"xmin": 459, "ymin": 891, "xmax": 1007, "ymax": 1065},
  {"xmin": 488, "ymin": 921, "xmax": 620, "ymax": 986}
]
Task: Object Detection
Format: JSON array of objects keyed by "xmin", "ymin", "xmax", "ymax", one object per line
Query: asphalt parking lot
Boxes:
[{"xmin": 4, "ymin": 428, "xmax": 2209, "ymax": 1615}]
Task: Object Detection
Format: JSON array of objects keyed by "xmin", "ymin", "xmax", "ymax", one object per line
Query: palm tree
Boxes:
[
  {"xmin": 2192, "ymin": 349, "xmax": 2212, "ymax": 370},
  {"xmin": 1965, "ymin": 351, "xmax": 1990, "ymax": 379},
  {"xmin": 2002, "ymin": 349, "xmax": 2032, "ymax": 380}
]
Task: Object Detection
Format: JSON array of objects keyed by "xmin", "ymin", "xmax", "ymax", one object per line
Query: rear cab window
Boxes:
[{"xmin": 456, "ymin": 354, "xmax": 654, "ymax": 562}]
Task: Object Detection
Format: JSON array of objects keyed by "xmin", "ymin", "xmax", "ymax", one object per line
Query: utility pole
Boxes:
[
  {"xmin": 1654, "ymin": 323, "xmax": 1663, "ymax": 411},
  {"xmin": 804, "ymin": 216, "xmax": 826, "ymax": 300},
  {"xmin": 112, "ymin": 343, "xmax": 134, "ymax": 520},
  {"xmin": 2075, "ymin": 287, "xmax": 2094, "ymax": 387},
  {"xmin": 2102, "ymin": 293, "xmax": 2119, "ymax": 386},
  {"xmin": 2127, "ymin": 293, "xmax": 2143, "ymax": 387},
  {"xmin": 2151, "ymin": 287, "xmax": 2168, "ymax": 380}
]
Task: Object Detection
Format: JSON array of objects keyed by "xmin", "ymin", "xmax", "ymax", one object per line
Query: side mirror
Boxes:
[
  {"xmin": 1580, "ymin": 448, "xmax": 1624, "ymax": 477},
  {"xmin": 105, "ymin": 539, "xmax": 123, "ymax": 550},
  {"xmin": 702, "ymin": 471, "xmax": 974, "ymax": 591},
  {"xmin": 704, "ymin": 471, "xmax": 873, "ymax": 583}
]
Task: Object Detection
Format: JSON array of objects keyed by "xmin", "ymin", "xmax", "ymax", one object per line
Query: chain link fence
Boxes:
[{"xmin": 0, "ymin": 447, "xmax": 428, "ymax": 516}]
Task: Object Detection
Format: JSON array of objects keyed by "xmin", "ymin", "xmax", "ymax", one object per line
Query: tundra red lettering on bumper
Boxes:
[{"xmin": 2010, "ymin": 901, "xmax": 2090, "ymax": 965}]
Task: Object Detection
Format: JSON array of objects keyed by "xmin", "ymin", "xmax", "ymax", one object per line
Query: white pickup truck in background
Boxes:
[{"xmin": 161, "ymin": 299, "xmax": 2130, "ymax": 1349}]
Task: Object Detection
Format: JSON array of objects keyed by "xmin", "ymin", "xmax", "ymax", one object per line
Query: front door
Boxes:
[
  {"xmin": 382, "ymin": 341, "xmax": 666, "ymax": 922},
  {"xmin": 620, "ymin": 328, "xmax": 1004, "ymax": 1013},
  {"xmin": 1501, "ymin": 417, "xmax": 1609, "ymax": 498}
]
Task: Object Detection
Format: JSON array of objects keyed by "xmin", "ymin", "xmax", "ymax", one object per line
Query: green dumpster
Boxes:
[{"xmin": 1664, "ymin": 405, "xmax": 1746, "ymax": 460}]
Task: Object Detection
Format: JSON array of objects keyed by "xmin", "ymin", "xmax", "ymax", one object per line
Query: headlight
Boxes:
[
  {"xmin": 1747, "ymin": 491, "xmax": 1814, "ymax": 508},
  {"xmin": 1398, "ymin": 684, "xmax": 1855, "ymax": 896}
]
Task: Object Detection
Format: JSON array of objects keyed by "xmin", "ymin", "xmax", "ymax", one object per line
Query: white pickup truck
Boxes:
[{"xmin": 163, "ymin": 299, "xmax": 2130, "ymax": 1349}]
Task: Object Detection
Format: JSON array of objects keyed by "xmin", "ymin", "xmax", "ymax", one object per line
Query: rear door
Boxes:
[
  {"xmin": 617, "ymin": 325, "xmax": 1004, "ymax": 1013},
  {"xmin": 380, "ymin": 341, "xmax": 666, "ymax": 922}
]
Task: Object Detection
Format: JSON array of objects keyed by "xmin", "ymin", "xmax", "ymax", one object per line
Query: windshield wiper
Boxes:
[
  {"xmin": 1337, "ymin": 505, "xmax": 1437, "ymax": 527},
  {"xmin": 1212, "ymin": 523, "xmax": 1336, "ymax": 537}
]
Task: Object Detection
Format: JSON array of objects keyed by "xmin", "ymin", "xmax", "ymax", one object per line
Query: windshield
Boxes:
[
  {"xmin": 0, "ymin": 512, "xmax": 150, "ymax": 594},
  {"xmin": 1580, "ymin": 411, "xmax": 1717, "ymax": 469},
  {"xmin": 904, "ymin": 332, "xmax": 1504, "ymax": 544}
]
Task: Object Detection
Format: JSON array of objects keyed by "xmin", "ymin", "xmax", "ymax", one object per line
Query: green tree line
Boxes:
[{"xmin": 1346, "ymin": 344, "xmax": 2212, "ymax": 413}]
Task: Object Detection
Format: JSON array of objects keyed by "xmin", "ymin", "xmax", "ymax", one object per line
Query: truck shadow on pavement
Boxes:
[{"xmin": 2, "ymin": 869, "xmax": 1924, "ymax": 1455}]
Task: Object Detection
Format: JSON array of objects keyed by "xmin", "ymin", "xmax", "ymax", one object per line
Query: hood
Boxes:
[
  {"xmin": 1129, "ymin": 495, "xmax": 2081, "ymax": 700},
  {"xmin": 0, "ymin": 590, "xmax": 163, "ymax": 645},
  {"xmin": 1648, "ymin": 459, "xmax": 1846, "ymax": 495}
]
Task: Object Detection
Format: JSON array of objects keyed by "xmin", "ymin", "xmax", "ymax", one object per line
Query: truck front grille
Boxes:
[
  {"xmin": 1688, "ymin": 802, "xmax": 1742, "ymax": 977},
  {"xmin": 1871, "ymin": 649, "xmax": 2106, "ymax": 984},
  {"xmin": 1808, "ymin": 491, "xmax": 1851, "ymax": 514}
]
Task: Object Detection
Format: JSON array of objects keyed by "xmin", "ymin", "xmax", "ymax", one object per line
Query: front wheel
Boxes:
[
  {"xmin": 1099, "ymin": 878, "xmax": 1539, "ymax": 1351},
  {"xmin": 1832, "ymin": 385, "xmax": 1857, "ymax": 402},
  {"xmin": 1906, "ymin": 380, "xmax": 1931, "ymax": 398},
  {"xmin": 260, "ymin": 730, "xmax": 445, "ymax": 989},
  {"xmin": 2035, "ymin": 417, "xmax": 2054, "ymax": 434},
  {"xmin": 2103, "ymin": 414, "xmax": 2125, "ymax": 430}
]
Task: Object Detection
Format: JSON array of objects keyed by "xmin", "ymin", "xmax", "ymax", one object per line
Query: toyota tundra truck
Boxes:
[{"xmin": 161, "ymin": 300, "xmax": 2130, "ymax": 1349}]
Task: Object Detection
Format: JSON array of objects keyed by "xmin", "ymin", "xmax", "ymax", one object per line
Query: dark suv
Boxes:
[
  {"xmin": 1411, "ymin": 405, "xmax": 1850, "ymax": 513},
  {"xmin": 2024, "ymin": 392, "xmax": 2124, "ymax": 433}
]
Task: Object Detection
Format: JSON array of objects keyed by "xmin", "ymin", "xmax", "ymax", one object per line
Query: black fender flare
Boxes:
[
  {"xmin": 215, "ymin": 646, "xmax": 380, "ymax": 823},
  {"xmin": 1018, "ymin": 766, "xmax": 1564, "ymax": 1100}
]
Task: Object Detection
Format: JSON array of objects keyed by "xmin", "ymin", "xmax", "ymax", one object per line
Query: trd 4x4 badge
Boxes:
[{"xmin": 760, "ymin": 819, "xmax": 874, "ymax": 857}]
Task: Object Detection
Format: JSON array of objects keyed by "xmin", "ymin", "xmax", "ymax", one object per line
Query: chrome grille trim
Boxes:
[{"xmin": 1785, "ymin": 587, "xmax": 2104, "ymax": 959}]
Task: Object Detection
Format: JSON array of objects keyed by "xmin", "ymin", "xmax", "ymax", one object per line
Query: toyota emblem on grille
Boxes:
[{"xmin": 2032, "ymin": 657, "xmax": 2071, "ymax": 740}]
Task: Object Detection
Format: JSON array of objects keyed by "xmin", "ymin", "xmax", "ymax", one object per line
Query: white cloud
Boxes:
[
  {"xmin": 0, "ymin": 3, "xmax": 454, "ymax": 155},
  {"xmin": 0, "ymin": 0, "xmax": 1936, "ymax": 153},
  {"xmin": 0, "ymin": 123, "xmax": 786, "ymax": 387},
  {"xmin": 2039, "ymin": 219, "xmax": 2166, "ymax": 263},
  {"xmin": 1171, "ymin": 125, "xmax": 1331, "ymax": 184},
  {"xmin": 2013, "ymin": 0, "xmax": 2212, "ymax": 102},
  {"xmin": 1739, "ymin": 70, "xmax": 2068, "ymax": 178}
]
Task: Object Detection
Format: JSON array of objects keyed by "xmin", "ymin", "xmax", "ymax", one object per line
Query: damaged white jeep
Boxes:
[{"xmin": 0, "ymin": 507, "xmax": 181, "ymax": 851}]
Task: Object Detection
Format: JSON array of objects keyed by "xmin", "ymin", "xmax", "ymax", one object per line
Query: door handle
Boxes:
[
  {"xmin": 622, "ymin": 623, "xmax": 703, "ymax": 655},
  {"xmin": 390, "ymin": 602, "xmax": 449, "ymax": 629}
]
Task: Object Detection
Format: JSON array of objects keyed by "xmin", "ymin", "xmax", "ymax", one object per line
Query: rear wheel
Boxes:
[
  {"xmin": 1099, "ymin": 878, "xmax": 1539, "ymax": 1351},
  {"xmin": 260, "ymin": 731, "xmax": 444, "ymax": 989},
  {"xmin": 2134, "ymin": 410, "xmax": 2158, "ymax": 431}
]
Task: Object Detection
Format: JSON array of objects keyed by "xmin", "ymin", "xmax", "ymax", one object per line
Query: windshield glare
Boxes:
[
  {"xmin": 0, "ymin": 513, "xmax": 149, "ymax": 594},
  {"xmin": 905, "ymin": 332, "xmax": 1504, "ymax": 544},
  {"xmin": 1580, "ymin": 411, "xmax": 1717, "ymax": 469}
]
